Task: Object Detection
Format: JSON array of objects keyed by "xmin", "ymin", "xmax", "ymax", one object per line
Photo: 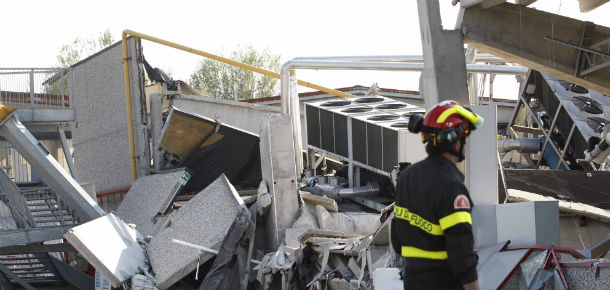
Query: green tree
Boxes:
[
  {"xmin": 57, "ymin": 30, "xmax": 114, "ymax": 67},
  {"xmin": 189, "ymin": 46, "xmax": 280, "ymax": 100},
  {"xmin": 45, "ymin": 30, "xmax": 114, "ymax": 96}
]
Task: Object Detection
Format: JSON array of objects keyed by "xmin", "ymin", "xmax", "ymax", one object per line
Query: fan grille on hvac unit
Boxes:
[
  {"xmin": 586, "ymin": 117, "xmax": 609, "ymax": 133},
  {"xmin": 572, "ymin": 96, "xmax": 604, "ymax": 115},
  {"xmin": 321, "ymin": 101, "xmax": 351, "ymax": 107},
  {"xmin": 376, "ymin": 104, "xmax": 407, "ymax": 110},
  {"xmin": 367, "ymin": 115, "xmax": 399, "ymax": 121},
  {"xmin": 354, "ymin": 97, "xmax": 384, "ymax": 103},
  {"xmin": 558, "ymin": 81, "xmax": 590, "ymax": 94},
  {"xmin": 342, "ymin": 107, "xmax": 373, "ymax": 113},
  {"xmin": 390, "ymin": 122, "xmax": 409, "ymax": 128}
]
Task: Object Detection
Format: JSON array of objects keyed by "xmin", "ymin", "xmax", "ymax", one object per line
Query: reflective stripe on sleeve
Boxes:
[
  {"xmin": 439, "ymin": 211, "xmax": 472, "ymax": 231},
  {"xmin": 401, "ymin": 246, "xmax": 448, "ymax": 260},
  {"xmin": 394, "ymin": 205, "xmax": 443, "ymax": 236}
]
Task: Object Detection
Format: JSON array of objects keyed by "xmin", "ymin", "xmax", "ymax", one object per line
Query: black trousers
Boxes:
[{"xmin": 402, "ymin": 267, "xmax": 464, "ymax": 290}]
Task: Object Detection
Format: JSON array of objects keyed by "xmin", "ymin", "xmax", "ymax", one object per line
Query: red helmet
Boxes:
[{"xmin": 408, "ymin": 100, "xmax": 484, "ymax": 147}]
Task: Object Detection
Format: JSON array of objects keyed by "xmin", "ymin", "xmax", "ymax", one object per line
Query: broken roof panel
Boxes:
[
  {"xmin": 146, "ymin": 174, "xmax": 245, "ymax": 289},
  {"xmin": 115, "ymin": 169, "xmax": 187, "ymax": 237}
]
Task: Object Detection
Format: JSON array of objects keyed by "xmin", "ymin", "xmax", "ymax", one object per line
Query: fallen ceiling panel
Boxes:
[{"xmin": 160, "ymin": 107, "xmax": 261, "ymax": 193}]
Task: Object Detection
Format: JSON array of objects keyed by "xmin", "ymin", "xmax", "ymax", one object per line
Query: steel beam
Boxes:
[
  {"xmin": 0, "ymin": 227, "xmax": 70, "ymax": 247},
  {"xmin": 58, "ymin": 126, "xmax": 79, "ymax": 182},
  {"xmin": 460, "ymin": 2, "xmax": 610, "ymax": 95},
  {"xmin": 0, "ymin": 115, "xmax": 105, "ymax": 222},
  {"xmin": 0, "ymin": 243, "xmax": 75, "ymax": 255},
  {"xmin": 0, "ymin": 167, "xmax": 33, "ymax": 228},
  {"xmin": 0, "ymin": 263, "xmax": 35, "ymax": 290}
]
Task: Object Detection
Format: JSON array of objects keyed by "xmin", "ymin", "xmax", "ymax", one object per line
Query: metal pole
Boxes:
[
  {"xmin": 58, "ymin": 126, "xmax": 80, "ymax": 182},
  {"xmin": 556, "ymin": 124, "xmax": 576, "ymax": 170},
  {"xmin": 60, "ymin": 69, "xmax": 65, "ymax": 108},
  {"xmin": 70, "ymin": 69, "xmax": 75, "ymax": 108},
  {"xmin": 121, "ymin": 33, "xmax": 137, "ymax": 182},
  {"xmin": 29, "ymin": 69, "xmax": 35, "ymax": 107},
  {"xmin": 150, "ymin": 94, "xmax": 164, "ymax": 170}
]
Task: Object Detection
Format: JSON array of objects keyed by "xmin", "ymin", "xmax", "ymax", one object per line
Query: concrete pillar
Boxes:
[
  {"xmin": 465, "ymin": 105, "xmax": 499, "ymax": 205},
  {"xmin": 259, "ymin": 114, "xmax": 299, "ymax": 250},
  {"xmin": 417, "ymin": 0, "xmax": 470, "ymax": 108}
]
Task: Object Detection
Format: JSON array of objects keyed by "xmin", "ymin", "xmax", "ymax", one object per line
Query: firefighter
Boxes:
[{"xmin": 391, "ymin": 100, "xmax": 483, "ymax": 290}]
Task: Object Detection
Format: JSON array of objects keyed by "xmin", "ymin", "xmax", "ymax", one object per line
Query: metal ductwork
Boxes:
[
  {"xmin": 498, "ymin": 138, "xmax": 541, "ymax": 153},
  {"xmin": 307, "ymin": 181, "xmax": 380, "ymax": 200}
]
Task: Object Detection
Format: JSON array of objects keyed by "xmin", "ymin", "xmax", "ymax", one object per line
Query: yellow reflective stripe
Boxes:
[
  {"xmin": 394, "ymin": 205, "xmax": 443, "ymax": 236},
  {"xmin": 401, "ymin": 246, "xmax": 448, "ymax": 260},
  {"xmin": 439, "ymin": 211, "xmax": 472, "ymax": 231},
  {"xmin": 436, "ymin": 105, "xmax": 484, "ymax": 126}
]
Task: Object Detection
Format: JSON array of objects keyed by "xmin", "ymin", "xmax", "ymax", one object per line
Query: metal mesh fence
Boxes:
[{"xmin": 0, "ymin": 68, "xmax": 73, "ymax": 108}]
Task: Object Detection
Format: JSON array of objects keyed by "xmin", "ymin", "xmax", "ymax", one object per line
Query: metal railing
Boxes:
[{"xmin": 0, "ymin": 68, "xmax": 73, "ymax": 109}]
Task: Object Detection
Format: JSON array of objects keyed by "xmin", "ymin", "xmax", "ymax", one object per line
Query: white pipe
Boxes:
[{"xmin": 293, "ymin": 55, "xmax": 508, "ymax": 63}]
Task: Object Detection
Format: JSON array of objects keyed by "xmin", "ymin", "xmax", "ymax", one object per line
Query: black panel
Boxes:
[
  {"xmin": 305, "ymin": 105, "xmax": 320, "ymax": 148},
  {"xmin": 320, "ymin": 110, "xmax": 334, "ymax": 153},
  {"xmin": 352, "ymin": 119, "xmax": 367, "ymax": 164},
  {"xmin": 383, "ymin": 129, "xmax": 398, "ymax": 172},
  {"xmin": 334, "ymin": 114, "xmax": 348, "ymax": 157},
  {"xmin": 367, "ymin": 123, "xmax": 383, "ymax": 170}
]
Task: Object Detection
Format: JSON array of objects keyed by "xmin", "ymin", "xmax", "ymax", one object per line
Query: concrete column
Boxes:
[
  {"xmin": 465, "ymin": 105, "xmax": 498, "ymax": 205},
  {"xmin": 259, "ymin": 114, "xmax": 299, "ymax": 250},
  {"xmin": 417, "ymin": 0, "xmax": 470, "ymax": 108}
]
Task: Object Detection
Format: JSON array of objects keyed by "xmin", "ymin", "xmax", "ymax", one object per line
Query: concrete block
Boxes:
[
  {"xmin": 373, "ymin": 268, "xmax": 402, "ymax": 290},
  {"xmin": 496, "ymin": 201, "xmax": 559, "ymax": 247},
  {"xmin": 64, "ymin": 213, "xmax": 146, "ymax": 287},
  {"xmin": 147, "ymin": 174, "xmax": 244, "ymax": 289},
  {"xmin": 116, "ymin": 170, "xmax": 187, "ymax": 236}
]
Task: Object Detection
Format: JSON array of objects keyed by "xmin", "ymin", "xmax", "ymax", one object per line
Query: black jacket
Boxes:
[{"xmin": 391, "ymin": 154, "xmax": 478, "ymax": 284}]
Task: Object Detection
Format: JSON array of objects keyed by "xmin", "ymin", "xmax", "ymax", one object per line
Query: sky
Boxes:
[{"xmin": 1, "ymin": 0, "xmax": 608, "ymax": 99}]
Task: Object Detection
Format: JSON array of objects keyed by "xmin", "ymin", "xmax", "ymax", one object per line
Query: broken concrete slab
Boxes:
[
  {"xmin": 331, "ymin": 212, "xmax": 380, "ymax": 236},
  {"xmin": 116, "ymin": 169, "xmax": 188, "ymax": 237},
  {"xmin": 507, "ymin": 189, "xmax": 610, "ymax": 223},
  {"xmin": 316, "ymin": 205, "xmax": 340, "ymax": 231},
  {"xmin": 147, "ymin": 174, "xmax": 245, "ymax": 289},
  {"xmin": 300, "ymin": 191, "xmax": 338, "ymax": 212},
  {"xmin": 64, "ymin": 213, "xmax": 146, "ymax": 287}
]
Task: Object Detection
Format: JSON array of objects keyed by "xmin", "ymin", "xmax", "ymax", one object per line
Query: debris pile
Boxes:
[{"xmin": 60, "ymin": 107, "xmax": 610, "ymax": 290}]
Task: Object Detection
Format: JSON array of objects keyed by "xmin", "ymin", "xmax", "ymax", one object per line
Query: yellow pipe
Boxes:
[
  {"xmin": 122, "ymin": 33, "xmax": 137, "ymax": 182},
  {"xmin": 122, "ymin": 30, "xmax": 354, "ymax": 98},
  {"xmin": 121, "ymin": 29, "xmax": 356, "ymax": 181}
]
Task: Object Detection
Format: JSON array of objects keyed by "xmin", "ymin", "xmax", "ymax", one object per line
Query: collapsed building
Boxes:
[{"xmin": 0, "ymin": 1, "xmax": 609, "ymax": 290}]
